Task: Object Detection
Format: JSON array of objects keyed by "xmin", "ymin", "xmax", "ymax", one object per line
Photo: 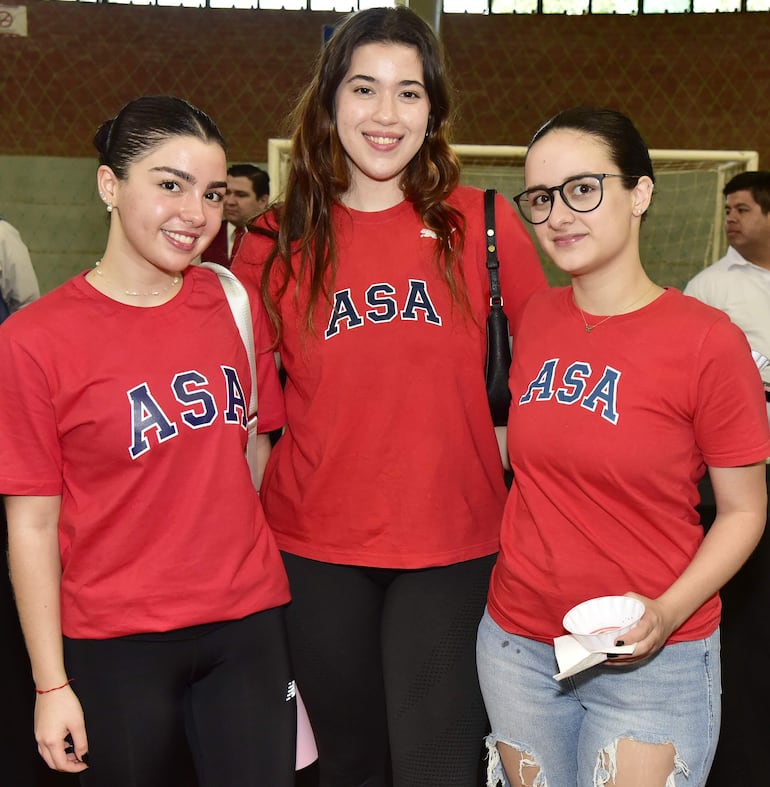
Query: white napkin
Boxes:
[
  {"xmin": 752, "ymin": 349, "xmax": 769, "ymax": 371},
  {"xmin": 553, "ymin": 635, "xmax": 636, "ymax": 680}
]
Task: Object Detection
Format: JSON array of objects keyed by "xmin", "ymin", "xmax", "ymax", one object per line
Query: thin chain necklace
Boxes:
[
  {"xmin": 93, "ymin": 260, "xmax": 181, "ymax": 297},
  {"xmin": 577, "ymin": 282, "xmax": 657, "ymax": 333}
]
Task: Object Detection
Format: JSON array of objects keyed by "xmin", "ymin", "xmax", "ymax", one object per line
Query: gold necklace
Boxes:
[
  {"xmin": 93, "ymin": 260, "xmax": 181, "ymax": 297},
  {"xmin": 577, "ymin": 283, "xmax": 657, "ymax": 333}
]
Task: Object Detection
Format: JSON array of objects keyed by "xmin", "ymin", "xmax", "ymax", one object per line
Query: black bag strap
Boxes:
[{"xmin": 484, "ymin": 189, "xmax": 503, "ymax": 309}]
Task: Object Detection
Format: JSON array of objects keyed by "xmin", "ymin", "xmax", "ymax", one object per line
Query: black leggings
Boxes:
[
  {"xmin": 282, "ymin": 552, "xmax": 495, "ymax": 787},
  {"xmin": 63, "ymin": 607, "xmax": 295, "ymax": 787}
]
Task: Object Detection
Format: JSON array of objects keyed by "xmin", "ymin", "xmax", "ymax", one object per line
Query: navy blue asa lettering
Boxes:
[
  {"xmin": 519, "ymin": 359, "xmax": 621, "ymax": 425},
  {"xmin": 127, "ymin": 366, "xmax": 249, "ymax": 459},
  {"xmin": 325, "ymin": 279, "xmax": 441, "ymax": 339}
]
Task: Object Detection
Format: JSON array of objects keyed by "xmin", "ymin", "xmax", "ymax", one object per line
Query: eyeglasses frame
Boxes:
[{"xmin": 513, "ymin": 173, "xmax": 642, "ymax": 225}]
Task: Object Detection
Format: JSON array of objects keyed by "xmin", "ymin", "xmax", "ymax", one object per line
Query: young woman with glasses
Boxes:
[
  {"xmin": 476, "ymin": 107, "xmax": 770, "ymax": 787},
  {"xmin": 232, "ymin": 7, "xmax": 546, "ymax": 786}
]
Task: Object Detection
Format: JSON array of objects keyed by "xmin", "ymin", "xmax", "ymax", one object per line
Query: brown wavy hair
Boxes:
[{"xmin": 259, "ymin": 6, "xmax": 465, "ymax": 337}]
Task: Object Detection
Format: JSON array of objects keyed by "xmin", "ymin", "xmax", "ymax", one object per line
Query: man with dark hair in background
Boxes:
[
  {"xmin": 685, "ymin": 170, "xmax": 770, "ymax": 412},
  {"xmin": 201, "ymin": 163, "xmax": 270, "ymax": 267},
  {"xmin": 685, "ymin": 171, "xmax": 770, "ymax": 787}
]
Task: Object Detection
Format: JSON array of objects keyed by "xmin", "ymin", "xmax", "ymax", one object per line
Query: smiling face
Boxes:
[
  {"xmin": 100, "ymin": 135, "xmax": 227, "ymax": 276},
  {"xmin": 524, "ymin": 129, "xmax": 653, "ymax": 279},
  {"xmin": 334, "ymin": 41, "xmax": 431, "ymax": 210}
]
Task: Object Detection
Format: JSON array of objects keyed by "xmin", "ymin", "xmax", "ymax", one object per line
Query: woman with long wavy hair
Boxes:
[{"xmin": 233, "ymin": 8, "xmax": 546, "ymax": 786}]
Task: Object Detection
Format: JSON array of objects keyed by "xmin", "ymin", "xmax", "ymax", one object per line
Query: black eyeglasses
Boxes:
[{"xmin": 513, "ymin": 173, "xmax": 641, "ymax": 225}]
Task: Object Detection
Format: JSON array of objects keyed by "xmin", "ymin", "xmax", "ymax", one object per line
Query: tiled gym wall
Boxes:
[{"xmin": 1, "ymin": 2, "xmax": 768, "ymax": 292}]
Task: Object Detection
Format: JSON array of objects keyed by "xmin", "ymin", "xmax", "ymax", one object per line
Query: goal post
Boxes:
[{"xmin": 267, "ymin": 138, "xmax": 758, "ymax": 289}]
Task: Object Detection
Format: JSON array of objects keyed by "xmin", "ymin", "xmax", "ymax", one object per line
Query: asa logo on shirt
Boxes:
[
  {"xmin": 126, "ymin": 366, "xmax": 248, "ymax": 459},
  {"xmin": 325, "ymin": 279, "xmax": 442, "ymax": 339},
  {"xmin": 519, "ymin": 358, "xmax": 621, "ymax": 425}
]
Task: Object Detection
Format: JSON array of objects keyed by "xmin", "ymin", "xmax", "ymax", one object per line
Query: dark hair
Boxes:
[
  {"xmin": 93, "ymin": 96, "xmax": 226, "ymax": 179},
  {"xmin": 228, "ymin": 163, "xmax": 270, "ymax": 199},
  {"xmin": 261, "ymin": 5, "xmax": 464, "ymax": 337},
  {"xmin": 529, "ymin": 107, "xmax": 655, "ymax": 214},
  {"xmin": 723, "ymin": 170, "xmax": 770, "ymax": 214}
]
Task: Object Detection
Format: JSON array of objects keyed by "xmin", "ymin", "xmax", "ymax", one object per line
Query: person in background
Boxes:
[
  {"xmin": 476, "ymin": 107, "xmax": 770, "ymax": 787},
  {"xmin": 0, "ymin": 95, "xmax": 295, "ymax": 787},
  {"xmin": 202, "ymin": 163, "xmax": 270, "ymax": 267},
  {"xmin": 233, "ymin": 7, "xmax": 546, "ymax": 786},
  {"xmin": 684, "ymin": 171, "xmax": 770, "ymax": 785},
  {"xmin": 0, "ymin": 217, "xmax": 40, "ymax": 322},
  {"xmin": 684, "ymin": 170, "xmax": 770, "ymax": 417}
]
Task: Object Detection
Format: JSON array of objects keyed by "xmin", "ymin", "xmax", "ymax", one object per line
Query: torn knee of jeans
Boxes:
[
  {"xmin": 593, "ymin": 736, "xmax": 689, "ymax": 787},
  {"xmin": 484, "ymin": 734, "xmax": 547, "ymax": 787}
]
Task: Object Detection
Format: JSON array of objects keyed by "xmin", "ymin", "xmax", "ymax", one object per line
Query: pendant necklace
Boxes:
[
  {"xmin": 578, "ymin": 282, "xmax": 657, "ymax": 334},
  {"xmin": 93, "ymin": 260, "xmax": 181, "ymax": 297}
]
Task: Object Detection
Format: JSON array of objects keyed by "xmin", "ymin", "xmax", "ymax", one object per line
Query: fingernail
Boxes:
[
  {"xmin": 607, "ymin": 653, "xmax": 619, "ymax": 659},
  {"xmin": 615, "ymin": 640, "xmax": 625, "ymax": 647},
  {"xmin": 81, "ymin": 753, "xmax": 89, "ymax": 764}
]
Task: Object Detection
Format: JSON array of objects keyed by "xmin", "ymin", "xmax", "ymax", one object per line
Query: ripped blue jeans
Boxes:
[{"xmin": 476, "ymin": 610, "xmax": 721, "ymax": 787}]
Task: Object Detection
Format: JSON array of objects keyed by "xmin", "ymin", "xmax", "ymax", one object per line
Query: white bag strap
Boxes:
[{"xmin": 200, "ymin": 262, "xmax": 257, "ymax": 419}]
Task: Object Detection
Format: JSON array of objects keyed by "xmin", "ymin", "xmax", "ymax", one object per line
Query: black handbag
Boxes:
[{"xmin": 484, "ymin": 189, "xmax": 512, "ymax": 427}]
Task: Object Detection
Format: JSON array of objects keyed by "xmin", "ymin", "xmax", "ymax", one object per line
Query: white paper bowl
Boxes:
[{"xmin": 562, "ymin": 596, "xmax": 645, "ymax": 652}]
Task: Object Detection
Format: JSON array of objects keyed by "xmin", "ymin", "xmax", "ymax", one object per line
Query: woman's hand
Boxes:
[
  {"xmin": 34, "ymin": 686, "xmax": 89, "ymax": 772},
  {"xmin": 605, "ymin": 592, "xmax": 677, "ymax": 664}
]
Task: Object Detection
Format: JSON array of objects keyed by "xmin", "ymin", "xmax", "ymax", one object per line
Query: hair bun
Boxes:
[{"xmin": 93, "ymin": 118, "xmax": 115, "ymax": 164}]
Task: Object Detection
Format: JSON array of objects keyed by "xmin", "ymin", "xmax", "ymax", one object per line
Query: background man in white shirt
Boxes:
[
  {"xmin": 685, "ymin": 170, "xmax": 770, "ymax": 418},
  {"xmin": 684, "ymin": 171, "xmax": 770, "ymax": 787},
  {"xmin": 0, "ymin": 217, "xmax": 40, "ymax": 322}
]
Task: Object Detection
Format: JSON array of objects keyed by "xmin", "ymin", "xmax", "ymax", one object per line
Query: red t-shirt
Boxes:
[
  {"xmin": 488, "ymin": 287, "xmax": 770, "ymax": 644},
  {"xmin": 233, "ymin": 186, "xmax": 548, "ymax": 568},
  {"xmin": 0, "ymin": 266, "xmax": 289, "ymax": 638}
]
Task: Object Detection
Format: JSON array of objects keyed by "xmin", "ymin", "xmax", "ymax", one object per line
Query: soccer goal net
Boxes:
[{"xmin": 267, "ymin": 139, "xmax": 758, "ymax": 289}]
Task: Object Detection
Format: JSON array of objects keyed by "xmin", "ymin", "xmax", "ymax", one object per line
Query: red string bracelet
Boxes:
[{"xmin": 35, "ymin": 678, "xmax": 74, "ymax": 695}]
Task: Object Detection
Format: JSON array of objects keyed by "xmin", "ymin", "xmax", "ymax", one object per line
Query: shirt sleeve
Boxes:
[
  {"xmin": 234, "ymin": 226, "xmax": 285, "ymax": 433},
  {"xmin": 683, "ymin": 267, "xmax": 723, "ymax": 310},
  {"xmin": 231, "ymin": 223, "xmax": 275, "ymax": 295},
  {"xmin": 0, "ymin": 324, "xmax": 62, "ymax": 494},
  {"xmin": 692, "ymin": 314, "xmax": 770, "ymax": 466},
  {"xmin": 493, "ymin": 193, "xmax": 549, "ymax": 335},
  {"xmin": 251, "ymin": 287, "xmax": 285, "ymax": 434}
]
